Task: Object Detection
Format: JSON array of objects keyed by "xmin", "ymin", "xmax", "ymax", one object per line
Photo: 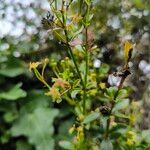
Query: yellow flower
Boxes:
[
  {"xmin": 99, "ymin": 83, "xmax": 106, "ymax": 89},
  {"xmin": 71, "ymin": 14, "xmax": 82, "ymax": 24},
  {"xmin": 43, "ymin": 58, "xmax": 49, "ymax": 64},
  {"xmin": 126, "ymin": 131, "xmax": 136, "ymax": 146},
  {"xmin": 129, "ymin": 114, "xmax": 136, "ymax": 125},
  {"xmin": 126, "ymin": 139, "xmax": 134, "ymax": 145},
  {"xmin": 75, "ymin": 126, "xmax": 84, "ymax": 142},
  {"xmin": 29, "ymin": 62, "xmax": 41, "ymax": 72}
]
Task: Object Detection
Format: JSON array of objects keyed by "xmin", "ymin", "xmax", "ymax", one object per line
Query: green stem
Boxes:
[
  {"xmin": 105, "ymin": 76, "xmax": 126, "ymax": 139},
  {"xmin": 61, "ymin": 1, "xmax": 84, "ymax": 87},
  {"xmin": 82, "ymin": 0, "xmax": 91, "ymax": 114},
  {"xmin": 34, "ymin": 69, "xmax": 51, "ymax": 90},
  {"xmin": 79, "ymin": 0, "xmax": 83, "ymax": 14},
  {"xmin": 55, "ymin": 0, "xmax": 57, "ymax": 9},
  {"xmin": 83, "ymin": 28, "xmax": 89, "ymax": 114}
]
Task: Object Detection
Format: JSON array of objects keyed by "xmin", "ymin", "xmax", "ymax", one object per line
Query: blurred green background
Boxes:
[{"xmin": 0, "ymin": 0, "xmax": 149, "ymax": 149}]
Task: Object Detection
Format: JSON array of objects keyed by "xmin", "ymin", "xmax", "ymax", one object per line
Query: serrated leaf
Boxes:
[
  {"xmin": 11, "ymin": 107, "xmax": 59, "ymax": 150},
  {"xmin": 83, "ymin": 112, "xmax": 100, "ymax": 124},
  {"xmin": 100, "ymin": 139, "xmax": 113, "ymax": 150},
  {"xmin": 0, "ymin": 83, "xmax": 26, "ymax": 100}
]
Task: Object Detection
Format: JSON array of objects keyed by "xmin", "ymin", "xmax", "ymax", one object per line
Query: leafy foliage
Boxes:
[
  {"xmin": 11, "ymin": 107, "xmax": 59, "ymax": 150},
  {"xmin": 0, "ymin": 0, "xmax": 149, "ymax": 150}
]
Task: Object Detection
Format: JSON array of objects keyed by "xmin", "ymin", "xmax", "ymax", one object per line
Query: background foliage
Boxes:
[{"xmin": 0, "ymin": 0, "xmax": 149, "ymax": 149}]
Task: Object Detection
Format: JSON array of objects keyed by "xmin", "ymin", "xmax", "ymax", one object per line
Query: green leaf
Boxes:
[
  {"xmin": 100, "ymin": 139, "xmax": 113, "ymax": 150},
  {"xmin": 100, "ymin": 117, "xmax": 108, "ymax": 131},
  {"xmin": 110, "ymin": 124, "xmax": 127, "ymax": 138},
  {"xmin": 0, "ymin": 67, "xmax": 24, "ymax": 77},
  {"xmin": 71, "ymin": 25, "xmax": 84, "ymax": 40},
  {"xmin": 85, "ymin": 0, "xmax": 90, "ymax": 6},
  {"xmin": 16, "ymin": 140, "xmax": 31, "ymax": 150},
  {"xmin": 114, "ymin": 112, "xmax": 129, "ymax": 119},
  {"xmin": 21, "ymin": 90, "xmax": 51, "ymax": 112},
  {"xmin": 11, "ymin": 107, "xmax": 59, "ymax": 150},
  {"xmin": 83, "ymin": 112, "xmax": 100, "ymax": 124},
  {"xmin": 59, "ymin": 141, "xmax": 73, "ymax": 150},
  {"xmin": 0, "ymin": 59, "xmax": 25, "ymax": 77},
  {"xmin": 71, "ymin": 89, "xmax": 80, "ymax": 98},
  {"xmin": 112, "ymin": 99, "xmax": 129, "ymax": 113},
  {"xmin": 53, "ymin": 29, "xmax": 66, "ymax": 43},
  {"xmin": 141, "ymin": 130, "xmax": 150, "ymax": 143},
  {"xmin": 110, "ymin": 123, "xmax": 127, "ymax": 133},
  {"xmin": 4, "ymin": 111, "xmax": 18, "ymax": 123},
  {"xmin": 104, "ymin": 86, "xmax": 118, "ymax": 100},
  {"xmin": 99, "ymin": 64, "xmax": 110, "ymax": 78},
  {"xmin": 117, "ymin": 89, "xmax": 128, "ymax": 99},
  {"xmin": 0, "ymin": 83, "xmax": 27, "ymax": 100}
]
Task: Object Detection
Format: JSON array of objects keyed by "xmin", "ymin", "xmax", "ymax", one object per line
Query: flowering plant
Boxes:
[{"xmin": 30, "ymin": 0, "xmax": 150, "ymax": 149}]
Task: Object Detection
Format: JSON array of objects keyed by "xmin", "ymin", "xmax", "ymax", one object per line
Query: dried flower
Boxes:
[
  {"xmin": 29, "ymin": 62, "xmax": 41, "ymax": 72},
  {"xmin": 45, "ymin": 87, "xmax": 61, "ymax": 103},
  {"xmin": 53, "ymin": 78, "xmax": 70, "ymax": 89}
]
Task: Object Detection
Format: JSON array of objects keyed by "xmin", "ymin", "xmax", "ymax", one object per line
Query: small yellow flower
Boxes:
[
  {"xmin": 126, "ymin": 131, "xmax": 136, "ymax": 146},
  {"xmin": 77, "ymin": 126, "xmax": 84, "ymax": 132},
  {"xmin": 43, "ymin": 58, "xmax": 49, "ymax": 64},
  {"xmin": 99, "ymin": 83, "xmax": 106, "ymax": 89},
  {"xmin": 75, "ymin": 126, "xmax": 84, "ymax": 143},
  {"xmin": 129, "ymin": 114, "xmax": 136, "ymax": 125},
  {"xmin": 71, "ymin": 14, "xmax": 82, "ymax": 24},
  {"xmin": 91, "ymin": 73, "xmax": 96, "ymax": 80},
  {"xmin": 29, "ymin": 62, "xmax": 41, "ymax": 71},
  {"xmin": 126, "ymin": 139, "xmax": 134, "ymax": 145}
]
